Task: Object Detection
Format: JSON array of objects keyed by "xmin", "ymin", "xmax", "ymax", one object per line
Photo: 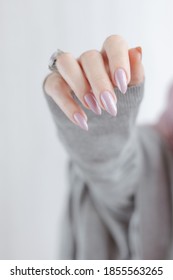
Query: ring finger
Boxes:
[{"xmin": 56, "ymin": 52, "xmax": 101, "ymax": 115}]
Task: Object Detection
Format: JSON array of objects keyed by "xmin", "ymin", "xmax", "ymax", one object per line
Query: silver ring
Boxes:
[{"xmin": 48, "ymin": 49, "xmax": 64, "ymax": 72}]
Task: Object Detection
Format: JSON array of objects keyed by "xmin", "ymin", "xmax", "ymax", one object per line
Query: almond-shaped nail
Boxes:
[
  {"xmin": 114, "ymin": 68, "xmax": 127, "ymax": 94},
  {"xmin": 100, "ymin": 91, "xmax": 117, "ymax": 116},
  {"xmin": 84, "ymin": 93, "xmax": 102, "ymax": 115},
  {"xmin": 73, "ymin": 112, "xmax": 88, "ymax": 131}
]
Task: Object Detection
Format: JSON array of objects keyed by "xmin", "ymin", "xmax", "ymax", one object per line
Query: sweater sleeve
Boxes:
[{"xmin": 43, "ymin": 81, "xmax": 144, "ymax": 259}]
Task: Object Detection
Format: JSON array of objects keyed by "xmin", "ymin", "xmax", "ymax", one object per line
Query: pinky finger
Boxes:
[
  {"xmin": 128, "ymin": 47, "xmax": 144, "ymax": 86},
  {"xmin": 44, "ymin": 73, "xmax": 88, "ymax": 131}
]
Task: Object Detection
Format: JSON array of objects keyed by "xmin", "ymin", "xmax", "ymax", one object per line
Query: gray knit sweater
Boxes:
[{"xmin": 44, "ymin": 82, "xmax": 173, "ymax": 259}]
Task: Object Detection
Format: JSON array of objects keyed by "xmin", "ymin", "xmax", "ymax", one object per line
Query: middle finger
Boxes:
[{"xmin": 79, "ymin": 50, "xmax": 117, "ymax": 116}]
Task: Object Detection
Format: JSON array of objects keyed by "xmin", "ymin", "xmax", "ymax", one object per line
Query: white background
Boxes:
[{"xmin": 1, "ymin": 0, "xmax": 173, "ymax": 259}]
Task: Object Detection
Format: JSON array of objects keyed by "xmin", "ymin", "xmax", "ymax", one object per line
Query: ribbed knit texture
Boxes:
[{"xmin": 44, "ymin": 81, "xmax": 173, "ymax": 259}]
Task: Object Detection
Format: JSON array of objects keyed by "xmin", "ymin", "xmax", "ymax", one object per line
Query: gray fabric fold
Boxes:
[{"xmin": 44, "ymin": 82, "xmax": 173, "ymax": 259}]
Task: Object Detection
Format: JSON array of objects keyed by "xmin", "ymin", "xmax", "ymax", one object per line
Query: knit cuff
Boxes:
[
  {"xmin": 116, "ymin": 81, "xmax": 145, "ymax": 110},
  {"xmin": 65, "ymin": 81, "xmax": 144, "ymax": 116}
]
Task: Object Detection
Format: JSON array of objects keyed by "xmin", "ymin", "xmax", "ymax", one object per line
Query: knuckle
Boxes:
[
  {"xmin": 79, "ymin": 49, "xmax": 99, "ymax": 62},
  {"xmin": 52, "ymin": 81, "xmax": 60, "ymax": 94},
  {"xmin": 104, "ymin": 34, "xmax": 127, "ymax": 47},
  {"xmin": 93, "ymin": 74, "xmax": 104, "ymax": 82},
  {"xmin": 56, "ymin": 52, "xmax": 73, "ymax": 65},
  {"xmin": 131, "ymin": 69, "xmax": 145, "ymax": 85},
  {"xmin": 92, "ymin": 74, "xmax": 110, "ymax": 86},
  {"xmin": 48, "ymin": 76, "xmax": 63, "ymax": 97},
  {"xmin": 131, "ymin": 75, "xmax": 144, "ymax": 85},
  {"xmin": 44, "ymin": 73, "xmax": 55, "ymax": 96},
  {"xmin": 109, "ymin": 52, "xmax": 125, "ymax": 62},
  {"xmin": 60, "ymin": 99, "xmax": 71, "ymax": 111}
]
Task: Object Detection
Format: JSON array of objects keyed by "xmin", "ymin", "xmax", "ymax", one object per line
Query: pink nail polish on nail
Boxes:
[
  {"xmin": 100, "ymin": 91, "xmax": 117, "ymax": 116},
  {"xmin": 84, "ymin": 93, "xmax": 102, "ymax": 115},
  {"xmin": 73, "ymin": 112, "xmax": 88, "ymax": 131},
  {"xmin": 114, "ymin": 68, "xmax": 127, "ymax": 94}
]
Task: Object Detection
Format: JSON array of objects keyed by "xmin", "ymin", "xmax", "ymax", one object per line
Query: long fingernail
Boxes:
[
  {"xmin": 73, "ymin": 112, "xmax": 88, "ymax": 131},
  {"xmin": 114, "ymin": 68, "xmax": 127, "ymax": 94},
  {"xmin": 136, "ymin": 46, "xmax": 142, "ymax": 60},
  {"xmin": 84, "ymin": 93, "xmax": 102, "ymax": 115},
  {"xmin": 100, "ymin": 91, "xmax": 117, "ymax": 116}
]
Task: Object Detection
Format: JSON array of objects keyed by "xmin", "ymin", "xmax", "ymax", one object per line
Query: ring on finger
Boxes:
[{"xmin": 48, "ymin": 49, "xmax": 64, "ymax": 72}]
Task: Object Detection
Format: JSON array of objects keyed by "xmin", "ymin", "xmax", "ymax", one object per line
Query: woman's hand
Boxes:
[{"xmin": 44, "ymin": 35, "xmax": 144, "ymax": 130}]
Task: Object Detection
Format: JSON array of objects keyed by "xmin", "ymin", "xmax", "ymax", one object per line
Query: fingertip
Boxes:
[
  {"xmin": 73, "ymin": 112, "xmax": 89, "ymax": 131},
  {"xmin": 135, "ymin": 46, "xmax": 142, "ymax": 61},
  {"xmin": 129, "ymin": 46, "xmax": 144, "ymax": 86},
  {"xmin": 129, "ymin": 46, "xmax": 142, "ymax": 64}
]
